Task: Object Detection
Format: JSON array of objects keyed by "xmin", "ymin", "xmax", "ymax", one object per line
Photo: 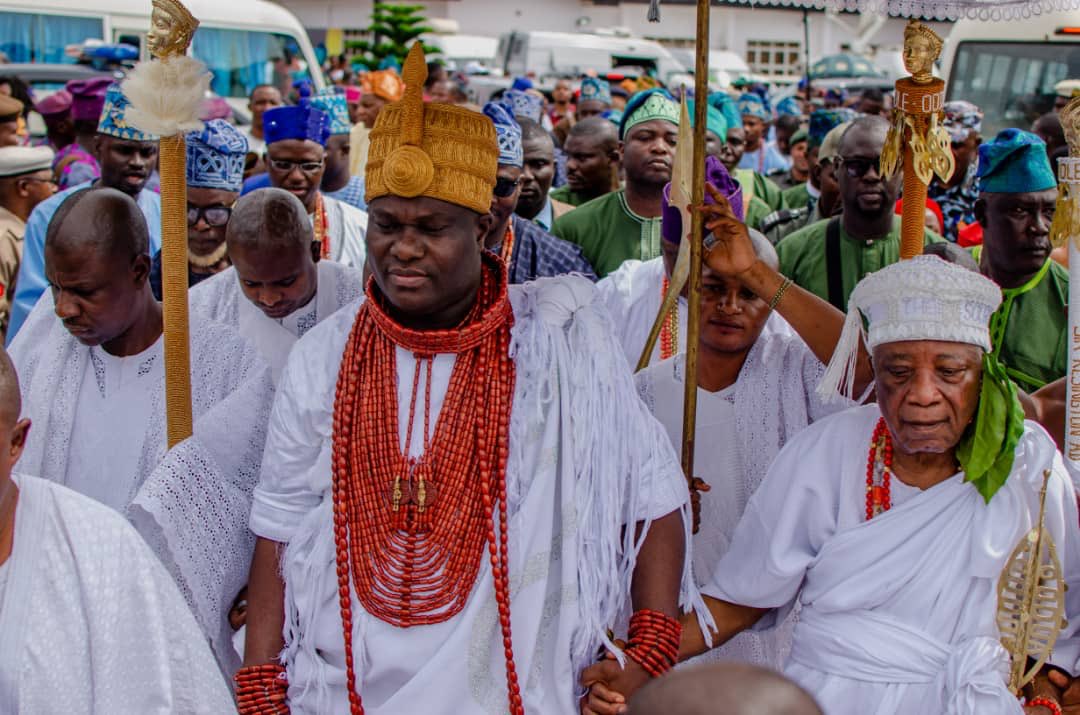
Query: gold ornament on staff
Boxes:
[
  {"xmin": 1050, "ymin": 96, "xmax": 1080, "ymax": 249},
  {"xmin": 880, "ymin": 20, "xmax": 953, "ymax": 260},
  {"xmin": 996, "ymin": 470, "xmax": 1068, "ymax": 695},
  {"xmin": 122, "ymin": 0, "xmax": 209, "ymax": 447}
]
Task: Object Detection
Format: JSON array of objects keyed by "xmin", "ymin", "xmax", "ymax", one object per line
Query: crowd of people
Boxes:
[{"xmin": 0, "ymin": 17, "xmax": 1077, "ymax": 714}]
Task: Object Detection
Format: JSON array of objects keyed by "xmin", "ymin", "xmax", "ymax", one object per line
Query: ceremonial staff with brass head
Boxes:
[
  {"xmin": 881, "ymin": 20, "xmax": 954, "ymax": 260},
  {"xmin": 122, "ymin": 0, "xmax": 210, "ymax": 446}
]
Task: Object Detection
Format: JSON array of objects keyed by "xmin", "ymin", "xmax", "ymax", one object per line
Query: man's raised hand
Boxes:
[{"xmin": 698, "ymin": 183, "xmax": 757, "ymax": 279}]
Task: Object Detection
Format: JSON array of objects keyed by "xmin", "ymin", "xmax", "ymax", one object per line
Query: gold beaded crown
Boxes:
[{"xmin": 365, "ymin": 43, "xmax": 498, "ymax": 215}]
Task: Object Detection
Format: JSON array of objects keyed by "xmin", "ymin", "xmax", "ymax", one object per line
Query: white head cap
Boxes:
[
  {"xmin": 817, "ymin": 255, "xmax": 1003, "ymax": 401},
  {"xmin": 1056, "ymin": 78, "xmax": 1080, "ymax": 98},
  {"xmin": 0, "ymin": 146, "xmax": 54, "ymax": 178}
]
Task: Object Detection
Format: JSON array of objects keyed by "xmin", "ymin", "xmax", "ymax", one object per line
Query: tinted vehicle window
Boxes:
[
  {"xmin": 948, "ymin": 40, "xmax": 1080, "ymax": 134},
  {"xmin": 0, "ymin": 12, "xmax": 103, "ymax": 64}
]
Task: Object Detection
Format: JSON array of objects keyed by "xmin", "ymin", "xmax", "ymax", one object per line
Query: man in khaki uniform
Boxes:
[{"xmin": 0, "ymin": 146, "xmax": 55, "ymax": 340}]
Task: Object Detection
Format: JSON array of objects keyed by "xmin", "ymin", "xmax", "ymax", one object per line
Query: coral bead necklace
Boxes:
[
  {"xmin": 865, "ymin": 418, "xmax": 893, "ymax": 520},
  {"xmin": 331, "ymin": 252, "xmax": 523, "ymax": 715},
  {"xmin": 659, "ymin": 276, "xmax": 678, "ymax": 360},
  {"xmin": 314, "ymin": 193, "xmax": 330, "ymax": 259}
]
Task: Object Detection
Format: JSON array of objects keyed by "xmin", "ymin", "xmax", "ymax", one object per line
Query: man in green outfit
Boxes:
[
  {"xmin": 776, "ymin": 116, "xmax": 943, "ymax": 311},
  {"xmin": 549, "ymin": 117, "xmax": 619, "ymax": 208},
  {"xmin": 762, "ymin": 111, "xmax": 855, "ymax": 244},
  {"xmin": 689, "ymin": 100, "xmax": 728, "ymax": 163},
  {"xmin": 779, "ymin": 109, "xmax": 854, "ymax": 213},
  {"xmin": 710, "ymin": 92, "xmax": 785, "ymax": 232},
  {"xmin": 552, "ymin": 89, "xmax": 678, "ymax": 277},
  {"xmin": 772, "ymin": 127, "xmax": 809, "ymax": 193},
  {"xmin": 974, "ymin": 128, "xmax": 1066, "ymax": 394}
]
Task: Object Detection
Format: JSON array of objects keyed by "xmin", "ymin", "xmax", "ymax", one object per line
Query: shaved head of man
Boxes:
[
  {"xmin": 226, "ymin": 188, "xmax": 319, "ymax": 320},
  {"xmin": 45, "ymin": 188, "xmax": 161, "ymax": 354}
]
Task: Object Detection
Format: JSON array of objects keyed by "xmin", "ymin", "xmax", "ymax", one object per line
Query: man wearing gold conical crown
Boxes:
[{"xmin": 238, "ymin": 43, "xmax": 696, "ymax": 714}]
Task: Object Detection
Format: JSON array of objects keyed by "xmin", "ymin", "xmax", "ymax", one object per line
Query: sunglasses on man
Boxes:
[
  {"xmin": 493, "ymin": 176, "xmax": 522, "ymax": 198},
  {"xmin": 187, "ymin": 205, "xmax": 233, "ymax": 227},
  {"xmin": 837, "ymin": 156, "xmax": 883, "ymax": 180}
]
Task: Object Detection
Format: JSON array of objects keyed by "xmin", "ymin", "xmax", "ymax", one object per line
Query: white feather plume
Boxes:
[{"xmin": 122, "ymin": 55, "xmax": 210, "ymax": 137}]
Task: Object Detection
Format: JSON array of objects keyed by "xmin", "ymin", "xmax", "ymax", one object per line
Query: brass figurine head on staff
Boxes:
[
  {"xmin": 902, "ymin": 20, "xmax": 944, "ymax": 85},
  {"xmin": 1061, "ymin": 95, "xmax": 1080, "ymax": 156},
  {"xmin": 147, "ymin": 0, "xmax": 199, "ymax": 59}
]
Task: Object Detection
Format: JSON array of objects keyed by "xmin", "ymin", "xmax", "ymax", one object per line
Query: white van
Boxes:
[
  {"xmin": 496, "ymin": 31, "xmax": 687, "ymax": 86},
  {"xmin": 942, "ymin": 13, "xmax": 1080, "ymax": 135},
  {"xmin": 424, "ymin": 34, "xmax": 499, "ymax": 74},
  {"xmin": 0, "ymin": 0, "xmax": 324, "ymax": 104}
]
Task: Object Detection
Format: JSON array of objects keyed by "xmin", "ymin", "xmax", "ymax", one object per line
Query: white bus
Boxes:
[
  {"xmin": 0, "ymin": 0, "xmax": 324, "ymax": 103},
  {"xmin": 496, "ymin": 31, "xmax": 688, "ymax": 86},
  {"xmin": 942, "ymin": 13, "xmax": 1080, "ymax": 135}
]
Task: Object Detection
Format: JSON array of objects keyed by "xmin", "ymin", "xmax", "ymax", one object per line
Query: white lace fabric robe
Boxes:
[
  {"xmin": 636, "ymin": 330, "xmax": 849, "ymax": 670},
  {"xmin": 706, "ymin": 404, "xmax": 1080, "ymax": 715},
  {"xmin": 9, "ymin": 291, "xmax": 275, "ymax": 673},
  {"xmin": 323, "ymin": 193, "xmax": 368, "ymax": 269},
  {"xmin": 190, "ymin": 259, "xmax": 364, "ymax": 383},
  {"xmin": 250, "ymin": 275, "xmax": 702, "ymax": 714},
  {"xmin": 0, "ymin": 474, "xmax": 234, "ymax": 714}
]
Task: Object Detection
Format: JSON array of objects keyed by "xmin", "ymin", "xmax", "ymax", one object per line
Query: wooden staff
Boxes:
[
  {"xmin": 680, "ymin": 0, "xmax": 710, "ymax": 500},
  {"xmin": 158, "ymin": 133, "xmax": 193, "ymax": 447},
  {"xmin": 122, "ymin": 0, "xmax": 207, "ymax": 447}
]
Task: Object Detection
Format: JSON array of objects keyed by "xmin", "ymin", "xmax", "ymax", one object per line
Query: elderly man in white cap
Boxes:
[
  {"xmin": 0, "ymin": 146, "xmax": 54, "ymax": 341},
  {"xmin": 659, "ymin": 253, "xmax": 1080, "ymax": 715}
]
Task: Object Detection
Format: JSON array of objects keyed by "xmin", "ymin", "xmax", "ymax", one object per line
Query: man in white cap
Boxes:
[
  {"xmin": 1054, "ymin": 79, "xmax": 1080, "ymax": 113},
  {"xmin": 668, "ymin": 255, "xmax": 1080, "ymax": 715},
  {"xmin": 0, "ymin": 146, "xmax": 55, "ymax": 340}
]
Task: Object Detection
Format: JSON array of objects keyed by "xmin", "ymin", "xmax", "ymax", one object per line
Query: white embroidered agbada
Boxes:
[
  {"xmin": 8, "ymin": 291, "xmax": 275, "ymax": 673},
  {"xmin": 0, "ymin": 474, "xmax": 234, "ymax": 713},
  {"xmin": 251, "ymin": 275, "xmax": 702, "ymax": 714},
  {"xmin": 598, "ymin": 255, "xmax": 792, "ymax": 368},
  {"xmin": 190, "ymin": 259, "xmax": 364, "ymax": 382},
  {"xmin": 323, "ymin": 193, "xmax": 368, "ymax": 268},
  {"xmin": 705, "ymin": 405, "xmax": 1080, "ymax": 715},
  {"xmin": 636, "ymin": 330, "xmax": 850, "ymax": 670}
]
